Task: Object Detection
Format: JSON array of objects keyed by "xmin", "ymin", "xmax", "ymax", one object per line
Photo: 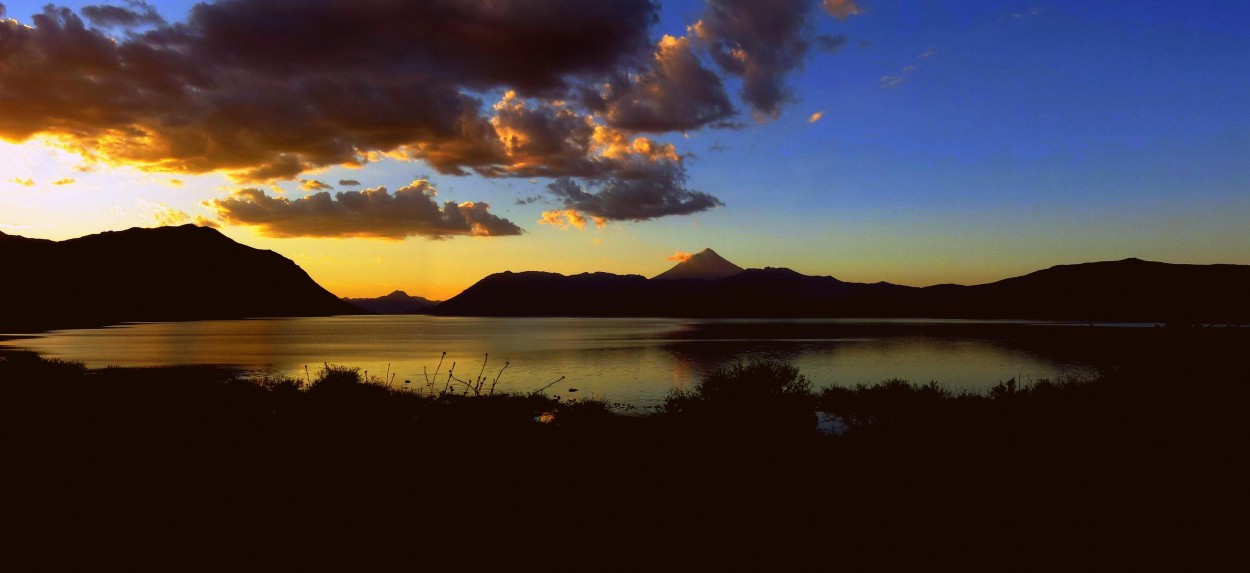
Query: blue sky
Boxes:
[{"xmin": 2, "ymin": 1, "xmax": 1247, "ymax": 298}]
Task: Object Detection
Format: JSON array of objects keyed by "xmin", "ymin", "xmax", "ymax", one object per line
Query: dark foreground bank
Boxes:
[{"xmin": 1, "ymin": 328, "xmax": 1247, "ymax": 561}]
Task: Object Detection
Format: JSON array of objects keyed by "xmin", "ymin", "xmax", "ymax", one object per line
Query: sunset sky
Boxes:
[{"xmin": 2, "ymin": 1, "xmax": 1247, "ymax": 300}]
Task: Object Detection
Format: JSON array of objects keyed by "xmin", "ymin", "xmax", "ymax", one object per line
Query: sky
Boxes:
[{"xmin": 1, "ymin": 0, "xmax": 1247, "ymax": 300}]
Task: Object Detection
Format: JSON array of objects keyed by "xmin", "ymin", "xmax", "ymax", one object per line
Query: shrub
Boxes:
[
  {"xmin": 308, "ymin": 364, "xmax": 364, "ymax": 392},
  {"xmin": 664, "ymin": 360, "xmax": 817, "ymax": 434}
]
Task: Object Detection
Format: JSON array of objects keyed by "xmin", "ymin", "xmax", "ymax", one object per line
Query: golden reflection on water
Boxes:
[
  {"xmin": 1, "ymin": 316, "xmax": 1098, "ymax": 409},
  {"xmin": 670, "ymin": 357, "xmax": 696, "ymax": 390}
]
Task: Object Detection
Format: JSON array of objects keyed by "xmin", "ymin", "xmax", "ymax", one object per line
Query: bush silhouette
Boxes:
[{"xmin": 664, "ymin": 360, "xmax": 817, "ymax": 434}]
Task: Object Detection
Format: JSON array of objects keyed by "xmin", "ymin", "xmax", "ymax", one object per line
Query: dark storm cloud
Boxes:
[
  {"xmin": 446, "ymin": 93, "xmax": 698, "ymax": 182},
  {"xmin": 815, "ymin": 34, "xmax": 849, "ymax": 52},
  {"xmin": 478, "ymin": 93, "xmax": 599, "ymax": 178},
  {"xmin": 81, "ymin": 2, "xmax": 165, "ymax": 28},
  {"xmin": 692, "ymin": 0, "xmax": 839, "ymax": 120},
  {"xmin": 208, "ymin": 181, "xmax": 523, "ymax": 239},
  {"xmin": 0, "ymin": 1, "xmax": 858, "ymax": 228},
  {"xmin": 589, "ymin": 35, "xmax": 736, "ymax": 132},
  {"xmin": 546, "ymin": 164, "xmax": 722, "ymax": 222},
  {"xmin": 0, "ymin": 1, "xmax": 658, "ymax": 181},
  {"xmin": 180, "ymin": 0, "xmax": 658, "ymax": 94}
]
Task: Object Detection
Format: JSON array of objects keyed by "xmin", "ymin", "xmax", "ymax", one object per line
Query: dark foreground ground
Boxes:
[{"xmin": 2, "ymin": 327, "xmax": 1247, "ymax": 564}]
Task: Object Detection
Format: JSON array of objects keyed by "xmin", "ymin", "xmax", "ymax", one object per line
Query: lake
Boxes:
[{"xmin": 2, "ymin": 316, "xmax": 1141, "ymax": 410}]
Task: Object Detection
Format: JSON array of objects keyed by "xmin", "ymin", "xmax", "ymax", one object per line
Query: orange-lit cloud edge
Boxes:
[{"xmin": 0, "ymin": 0, "xmax": 863, "ymax": 240}]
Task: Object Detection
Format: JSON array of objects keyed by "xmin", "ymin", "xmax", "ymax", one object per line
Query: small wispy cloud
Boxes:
[
  {"xmin": 338, "ymin": 179, "xmax": 361, "ymax": 187},
  {"xmin": 10, "ymin": 178, "xmax": 35, "ymax": 187},
  {"xmin": 538, "ymin": 209, "xmax": 606, "ymax": 231},
  {"xmin": 138, "ymin": 199, "xmax": 192, "ymax": 227},
  {"xmin": 822, "ymin": 0, "xmax": 864, "ymax": 20},
  {"xmin": 51, "ymin": 178, "xmax": 76, "ymax": 186},
  {"xmin": 300, "ymin": 179, "xmax": 333, "ymax": 191},
  {"xmin": 667, "ymin": 251, "xmax": 693, "ymax": 262},
  {"xmin": 1000, "ymin": 6, "xmax": 1047, "ymax": 22},
  {"xmin": 879, "ymin": 47, "xmax": 938, "ymax": 90},
  {"xmin": 808, "ymin": 111, "xmax": 826, "ymax": 124},
  {"xmin": 879, "ymin": 76, "xmax": 906, "ymax": 89}
]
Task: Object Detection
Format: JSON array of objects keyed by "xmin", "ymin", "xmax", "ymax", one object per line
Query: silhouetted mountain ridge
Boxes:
[
  {"xmin": 431, "ymin": 257, "xmax": 1250, "ymax": 322},
  {"xmin": 343, "ymin": 290, "xmax": 439, "ymax": 314},
  {"xmin": 1, "ymin": 225, "xmax": 359, "ymax": 332},
  {"xmin": 653, "ymin": 248, "xmax": 744, "ymax": 280}
]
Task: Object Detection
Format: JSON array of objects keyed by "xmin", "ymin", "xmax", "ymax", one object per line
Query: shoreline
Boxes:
[{"xmin": 3, "ymin": 344, "xmax": 1245, "ymax": 550}]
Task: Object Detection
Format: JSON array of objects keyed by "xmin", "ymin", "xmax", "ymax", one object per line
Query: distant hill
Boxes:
[
  {"xmin": 0, "ymin": 225, "xmax": 360, "ymax": 332},
  {"xmin": 653, "ymin": 248, "xmax": 743, "ymax": 280},
  {"xmin": 913, "ymin": 258, "xmax": 1250, "ymax": 322},
  {"xmin": 429, "ymin": 257, "xmax": 1250, "ymax": 322},
  {"xmin": 343, "ymin": 290, "xmax": 439, "ymax": 314},
  {"xmin": 430, "ymin": 271, "xmax": 660, "ymax": 317}
]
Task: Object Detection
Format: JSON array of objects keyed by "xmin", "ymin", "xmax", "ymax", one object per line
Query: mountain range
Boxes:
[
  {"xmin": 4, "ymin": 227, "xmax": 1249, "ymax": 330},
  {"xmin": 0, "ymin": 225, "xmax": 358, "ymax": 332},
  {"xmin": 342, "ymin": 291, "xmax": 439, "ymax": 314},
  {"xmin": 430, "ymin": 251, "xmax": 1250, "ymax": 323}
]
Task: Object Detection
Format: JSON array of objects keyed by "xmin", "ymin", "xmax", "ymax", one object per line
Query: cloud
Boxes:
[
  {"xmin": 51, "ymin": 178, "xmax": 76, "ymax": 186},
  {"xmin": 814, "ymin": 34, "xmax": 849, "ymax": 52},
  {"xmin": 10, "ymin": 177, "xmax": 35, "ymax": 186},
  {"xmin": 879, "ymin": 76, "xmax": 906, "ymax": 89},
  {"xmin": 538, "ymin": 209, "xmax": 605, "ymax": 230},
  {"xmin": 546, "ymin": 167, "xmax": 723, "ymax": 223},
  {"xmin": 207, "ymin": 180, "xmax": 523, "ymax": 239},
  {"xmin": 81, "ymin": 2, "xmax": 165, "ymax": 28},
  {"xmin": 300, "ymin": 179, "xmax": 333, "ymax": 191},
  {"xmin": 667, "ymin": 251, "xmax": 693, "ymax": 262},
  {"xmin": 808, "ymin": 111, "xmax": 825, "ymax": 124},
  {"xmin": 822, "ymin": 0, "xmax": 864, "ymax": 19},
  {"xmin": 879, "ymin": 46, "xmax": 938, "ymax": 90},
  {"xmin": 456, "ymin": 92, "xmax": 705, "ymax": 188},
  {"xmin": 1001, "ymin": 7, "xmax": 1047, "ymax": 22},
  {"xmin": 338, "ymin": 179, "xmax": 361, "ymax": 187},
  {"xmin": 692, "ymin": 0, "xmax": 861, "ymax": 120},
  {"xmin": 0, "ymin": 2, "xmax": 659, "ymax": 182},
  {"xmin": 139, "ymin": 199, "xmax": 194, "ymax": 227},
  {"xmin": 193, "ymin": 215, "xmax": 219, "ymax": 228},
  {"xmin": 589, "ymin": 35, "xmax": 736, "ymax": 132},
  {"xmin": 0, "ymin": 1, "xmax": 860, "ymax": 227}
]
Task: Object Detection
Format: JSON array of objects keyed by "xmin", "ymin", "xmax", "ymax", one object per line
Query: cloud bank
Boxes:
[
  {"xmin": 0, "ymin": 1, "xmax": 861, "ymax": 229},
  {"xmin": 208, "ymin": 181, "xmax": 523, "ymax": 239}
]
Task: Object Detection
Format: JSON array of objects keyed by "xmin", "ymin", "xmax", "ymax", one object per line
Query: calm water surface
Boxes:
[{"xmin": 3, "ymin": 316, "xmax": 1123, "ymax": 409}]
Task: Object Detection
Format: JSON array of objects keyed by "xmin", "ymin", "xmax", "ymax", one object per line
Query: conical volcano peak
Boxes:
[{"xmin": 652, "ymin": 248, "xmax": 744, "ymax": 281}]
